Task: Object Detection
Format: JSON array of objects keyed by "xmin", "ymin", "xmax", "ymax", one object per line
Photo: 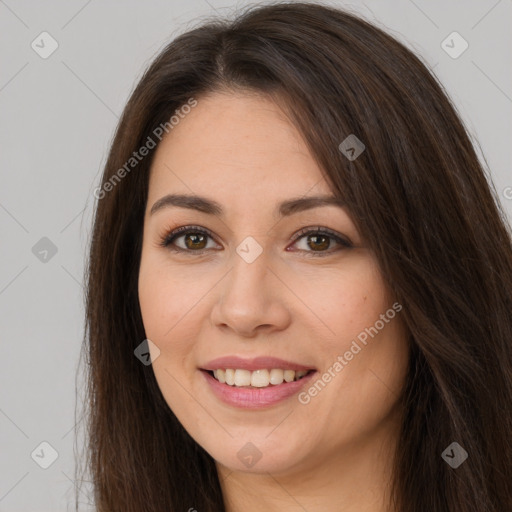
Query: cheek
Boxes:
[
  {"xmin": 296, "ymin": 255, "xmax": 391, "ymax": 345},
  {"xmin": 296, "ymin": 256, "xmax": 408, "ymax": 414},
  {"xmin": 138, "ymin": 255, "xmax": 201, "ymax": 412},
  {"xmin": 138, "ymin": 251, "xmax": 210, "ymax": 342}
]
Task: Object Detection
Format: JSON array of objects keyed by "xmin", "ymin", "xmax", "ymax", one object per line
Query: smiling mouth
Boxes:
[{"xmin": 203, "ymin": 368, "xmax": 315, "ymax": 388}]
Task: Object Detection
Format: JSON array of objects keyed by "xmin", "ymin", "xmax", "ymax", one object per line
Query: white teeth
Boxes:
[
  {"xmin": 251, "ymin": 369, "xmax": 270, "ymax": 387},
  {"xmin": 225, "ymin": 369, "xmax": 235, "ymax": 385},
  {"xmin": 213, "ymin": 369, "xmax": 226, "ymax": 383},
  {"xmin": 269, "ymin": 369, "xmax": 284, "ymax": 385},
  {"xmin": 234, "ymin": 369, "xmax": 251, "ymax": 386},
  {"xmin": 211, "ymin": 368, "xmax": 312, "ymax": 387},
  {"xmin": 283, "ymin": 370, "xmax": 295, "ymax": 382}
]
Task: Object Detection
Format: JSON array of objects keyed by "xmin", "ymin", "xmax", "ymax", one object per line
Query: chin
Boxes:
[{"xmin": 205, "ymin": 435, "xmax": 308, "ymax": 475}]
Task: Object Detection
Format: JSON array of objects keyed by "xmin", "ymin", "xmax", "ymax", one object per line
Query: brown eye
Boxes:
[
  {"xmin": 289, "ymin": 227, "xmax": 352, "ymax": 256},
  {"xmin": 159, "ymin": 225, "xmax": 352, "ymax": 257},
  {"xmin": 306, "ymin": 233, "xmax": 330, "ymax": 251},
  {"xmin": 160, "ymin": 226, "xmax": 218, "ymax": 254},
  {"xmin": 183, "ymin": 232, "xmax": 208, "ymax": 250}
]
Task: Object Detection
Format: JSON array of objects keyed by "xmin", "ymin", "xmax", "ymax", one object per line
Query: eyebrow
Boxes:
[{"xmin": 149, "ymin": 193, "xmax": 345, "ymax": 218}]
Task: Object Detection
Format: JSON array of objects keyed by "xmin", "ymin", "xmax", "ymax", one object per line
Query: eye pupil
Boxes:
[
  {"xmin": 185, "ymin": 233, "xmax": 207, "ymax": 250},
  {"xmin": 307, "ymin": 234, "xmax": 330, "ymax": 251}
]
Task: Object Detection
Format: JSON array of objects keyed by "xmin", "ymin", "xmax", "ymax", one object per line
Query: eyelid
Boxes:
[
  {"xmin": 159, "ymin": 224, "xmax": 353, "ymax": 255},
  {"xmin": 158, "ymin": 224, "xmax": 219, "ymax": 249},
  {"xmin": 289, "ymin": 226, "xmax": 353, "ymax": 247}
]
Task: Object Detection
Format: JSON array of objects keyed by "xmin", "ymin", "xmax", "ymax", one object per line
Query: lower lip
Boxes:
[{"xmin": 200, "ymin": 369, "xmax": 317, "ymax": 409}]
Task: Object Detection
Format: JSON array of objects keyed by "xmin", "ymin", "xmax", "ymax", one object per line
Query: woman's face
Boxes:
[{"xmin": 138, "ymin": 90, "xmax": 409, "ymax": 475}]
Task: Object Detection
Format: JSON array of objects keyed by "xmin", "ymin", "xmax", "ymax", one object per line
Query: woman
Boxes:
[{"xmin": 79, "ymin": 2, "xmax": 512, "ymax": 511}]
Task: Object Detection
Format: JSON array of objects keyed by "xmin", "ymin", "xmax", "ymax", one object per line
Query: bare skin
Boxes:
[{"xmin": 138, "ymin": 89, "xmax": 409, "ymax": 511}]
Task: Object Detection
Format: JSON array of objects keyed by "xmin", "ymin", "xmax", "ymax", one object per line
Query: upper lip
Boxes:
[{"xmin": 201, "ymin": 356, "xmax": 316, "ymax": 372}]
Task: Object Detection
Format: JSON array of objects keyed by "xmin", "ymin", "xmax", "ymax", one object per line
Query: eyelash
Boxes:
[{"xmin": 158, "ymin": 225, "xmax": 353, "ymax": 257}]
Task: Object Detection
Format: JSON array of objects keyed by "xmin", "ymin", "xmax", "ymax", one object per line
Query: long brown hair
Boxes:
[{"xmin": 77, "ymin": 2, "xmax": 512, "ymax": 511}]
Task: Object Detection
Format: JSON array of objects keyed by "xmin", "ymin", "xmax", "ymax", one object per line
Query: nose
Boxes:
[{"xmin": 210, "ymin": 248, "xmax": 291, "ymax": 338}]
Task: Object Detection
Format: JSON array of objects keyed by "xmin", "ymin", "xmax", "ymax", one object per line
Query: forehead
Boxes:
[{"xmin": 147, "ymin": 91, "xmax": 332, "ymax": 210}]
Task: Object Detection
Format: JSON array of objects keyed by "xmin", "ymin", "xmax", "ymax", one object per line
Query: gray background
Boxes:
[{"xmin": 0, "ymin": 0, "xmax": 510, "ymax": 510}]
